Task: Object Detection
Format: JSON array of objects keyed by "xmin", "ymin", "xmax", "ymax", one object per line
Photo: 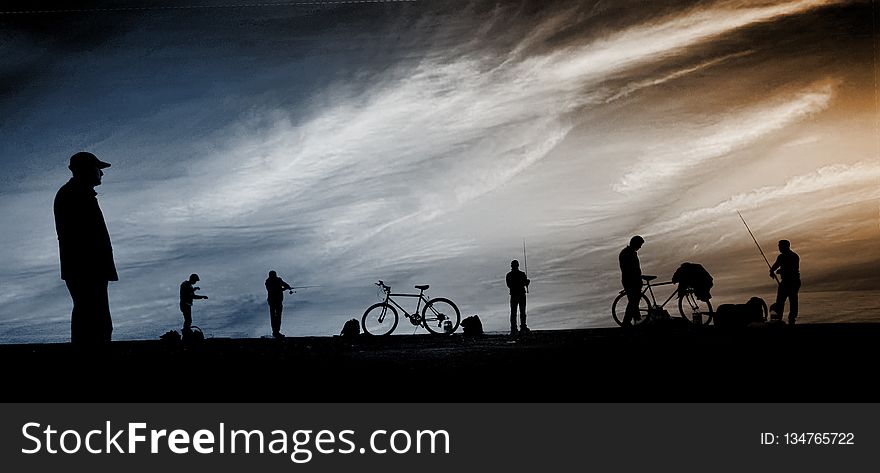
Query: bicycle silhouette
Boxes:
[
  {"xmin": 612, "ymin": 275, "xmax": 713, "ymax": 326},
  {"xmin": 362, "ymin": 280, "xmax": 461, "ymax": 335}
]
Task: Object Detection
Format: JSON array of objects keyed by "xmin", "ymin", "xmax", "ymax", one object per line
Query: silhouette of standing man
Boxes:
[
  {"xmin": 54, "ymin": 152, "xmax": 118, "ymax": 345},
  {"xmin": 180, "ymin": 274, "xmax": 208, "ymax": 331},
  {"xmin": 619, "ymin": 235, "xmax": 645, "ymax": 327},
  {"xmin": 506, "ymin": 260, "xmax": 530, "ymax": 336},
  {"xmin": 770, "ymin": 239, "xmax": 800, "ymax": 325},
  {"xmin": 265, "ymin": 270, "xmax": 293, "ymax": 338}
]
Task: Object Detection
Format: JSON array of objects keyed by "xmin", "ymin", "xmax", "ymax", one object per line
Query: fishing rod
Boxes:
[
  {"xmin": 736, "ymin": 210, "xmax": 779, "ymax": 285},
  {"xmin": 288, "ymin": 284, "xmax": 320, "ymax": 295},
  {"xmin": 523, "ymin": 239, "xmax": 529, "ymax": 294}
]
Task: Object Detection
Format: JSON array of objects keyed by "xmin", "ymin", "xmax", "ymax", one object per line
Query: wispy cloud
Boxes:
[
  {"xmin": 614, "ymin": 81, "xmax": 836, "ymax": 193},
  {"xmin": 550, "ymin": 0, "xmax": 844, "ymax": 83},
  {"xmin": 648, "ymin": 161, "xmax": 880, "ymax": 234},
  {"xmin": 602, "ymin": 51, "xmax": 755, "ymax": 103}
]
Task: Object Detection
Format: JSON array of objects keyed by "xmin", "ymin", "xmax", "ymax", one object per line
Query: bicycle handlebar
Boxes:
[{"xmin": 376, "ymin": 280, "xmax": 391, "ymax": 293}]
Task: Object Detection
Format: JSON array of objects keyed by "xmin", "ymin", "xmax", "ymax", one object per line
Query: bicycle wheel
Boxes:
[
  {"xmin": 362, "ymin": 303, "xmax": 399, "ymax": 336},
  {"xmin": 678, "ymin": 290, "xmax": 713, "ymax": 325},
  {"xmin": 422, "ymin": 298, "xmax": 461, "ymax": 334},
  {"xmin": 611, "ymin": 292, "xmax": 650, "ymax": 326}
]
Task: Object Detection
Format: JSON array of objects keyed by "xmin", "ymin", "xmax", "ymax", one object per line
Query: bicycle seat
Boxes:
[
  {"xmin": 641, "ymin": 275, "xmax": 657, "ymax": 281},
  {"xmin": 415, "ymin": 284, "xmax": 430, "ymax": 291}
]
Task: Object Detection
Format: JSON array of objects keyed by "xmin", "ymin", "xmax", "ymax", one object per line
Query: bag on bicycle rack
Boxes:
[{"xmin": 672, "ymin": 262, "xmax": 713, "ymax": 302}]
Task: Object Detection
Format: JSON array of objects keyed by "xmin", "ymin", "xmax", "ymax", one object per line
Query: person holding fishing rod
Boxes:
[
  {"xmin": 769, "ymin": 240, "xmax": 801, "ymax": 325},
  {"xmin": 265, "ymin": 270, "xmax": 293, "ymax": 338},
  {"xmin": 506, "ymin": 254, "xmax": 531, "ymax": 337},
  {"xmin": 737, "ymin": 212, "xmax": 801, "ymax": 325}
]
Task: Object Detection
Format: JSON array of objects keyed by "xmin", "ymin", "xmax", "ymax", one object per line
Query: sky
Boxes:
[{"xmin": 0, "ymin": 0, "xmax": 877, "ymax": 342}]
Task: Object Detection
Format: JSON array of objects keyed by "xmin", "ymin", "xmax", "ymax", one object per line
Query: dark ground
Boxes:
[{"xmin": 2, "ymin": 323, "xmax": 878, "ymax": 402}]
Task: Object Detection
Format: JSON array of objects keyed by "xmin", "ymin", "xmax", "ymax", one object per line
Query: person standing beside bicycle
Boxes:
[
  {"xmin": 619, "ymin": 235, "xmax": 645, "ymax": 327},
  {"xmin": 769, "ymin": 239, "xmax": 800, "ymax": 325},
  {"xmin": 506, "ymin": 260, "xmax": 530, "ymax": 336}
]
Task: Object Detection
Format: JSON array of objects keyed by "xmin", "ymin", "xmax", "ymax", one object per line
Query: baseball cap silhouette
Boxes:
[{"xmin": 69, "ymin": 152, "xmax": 111, "ymax": 171}]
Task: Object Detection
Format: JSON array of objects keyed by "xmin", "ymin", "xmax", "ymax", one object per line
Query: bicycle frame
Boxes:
[
  {"xmin": 381, "ymin": 291, "xmax": 430, "ymax": 321},
  {"xmin": 640, "ymin": 280, "xmax": 678, "ymax": 310}
]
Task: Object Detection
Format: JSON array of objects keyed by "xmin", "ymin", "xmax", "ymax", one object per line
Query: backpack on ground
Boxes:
[
  {"xmin": 160, "ymin": 330, "xmax": 181, "ymax": 343},
  {"xmin": 460, "ymin": 315, "xmax": 483, "ymax": 336},
  {"xmin": 182, "ymin": 326, "xmax": 204, "ymax": 344},
  {"xmin": 714, "ymin": 297, "xmax": 767, "ymax": 327},
  {"xmin": 340, "ymin": 319, "xmax": 361, "ymax": 337}
]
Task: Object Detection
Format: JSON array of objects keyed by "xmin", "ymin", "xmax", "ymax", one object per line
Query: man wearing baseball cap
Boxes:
[
  {"xmin": 179, "ymin": 273, "xmax": 208, "ymax": 333},
  {"xmin": 53, "ymin": 151, "xmax": 118, "ymax": 345}
]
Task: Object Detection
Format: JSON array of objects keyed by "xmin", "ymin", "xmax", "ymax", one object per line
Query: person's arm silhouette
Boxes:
[
  {"xmin": 193, "ymin": 286, "xmax": 208, "ymax": 300},
  {"xmin": 769, "ymin": 255, "xmax": 782, "ymax": 279}
]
